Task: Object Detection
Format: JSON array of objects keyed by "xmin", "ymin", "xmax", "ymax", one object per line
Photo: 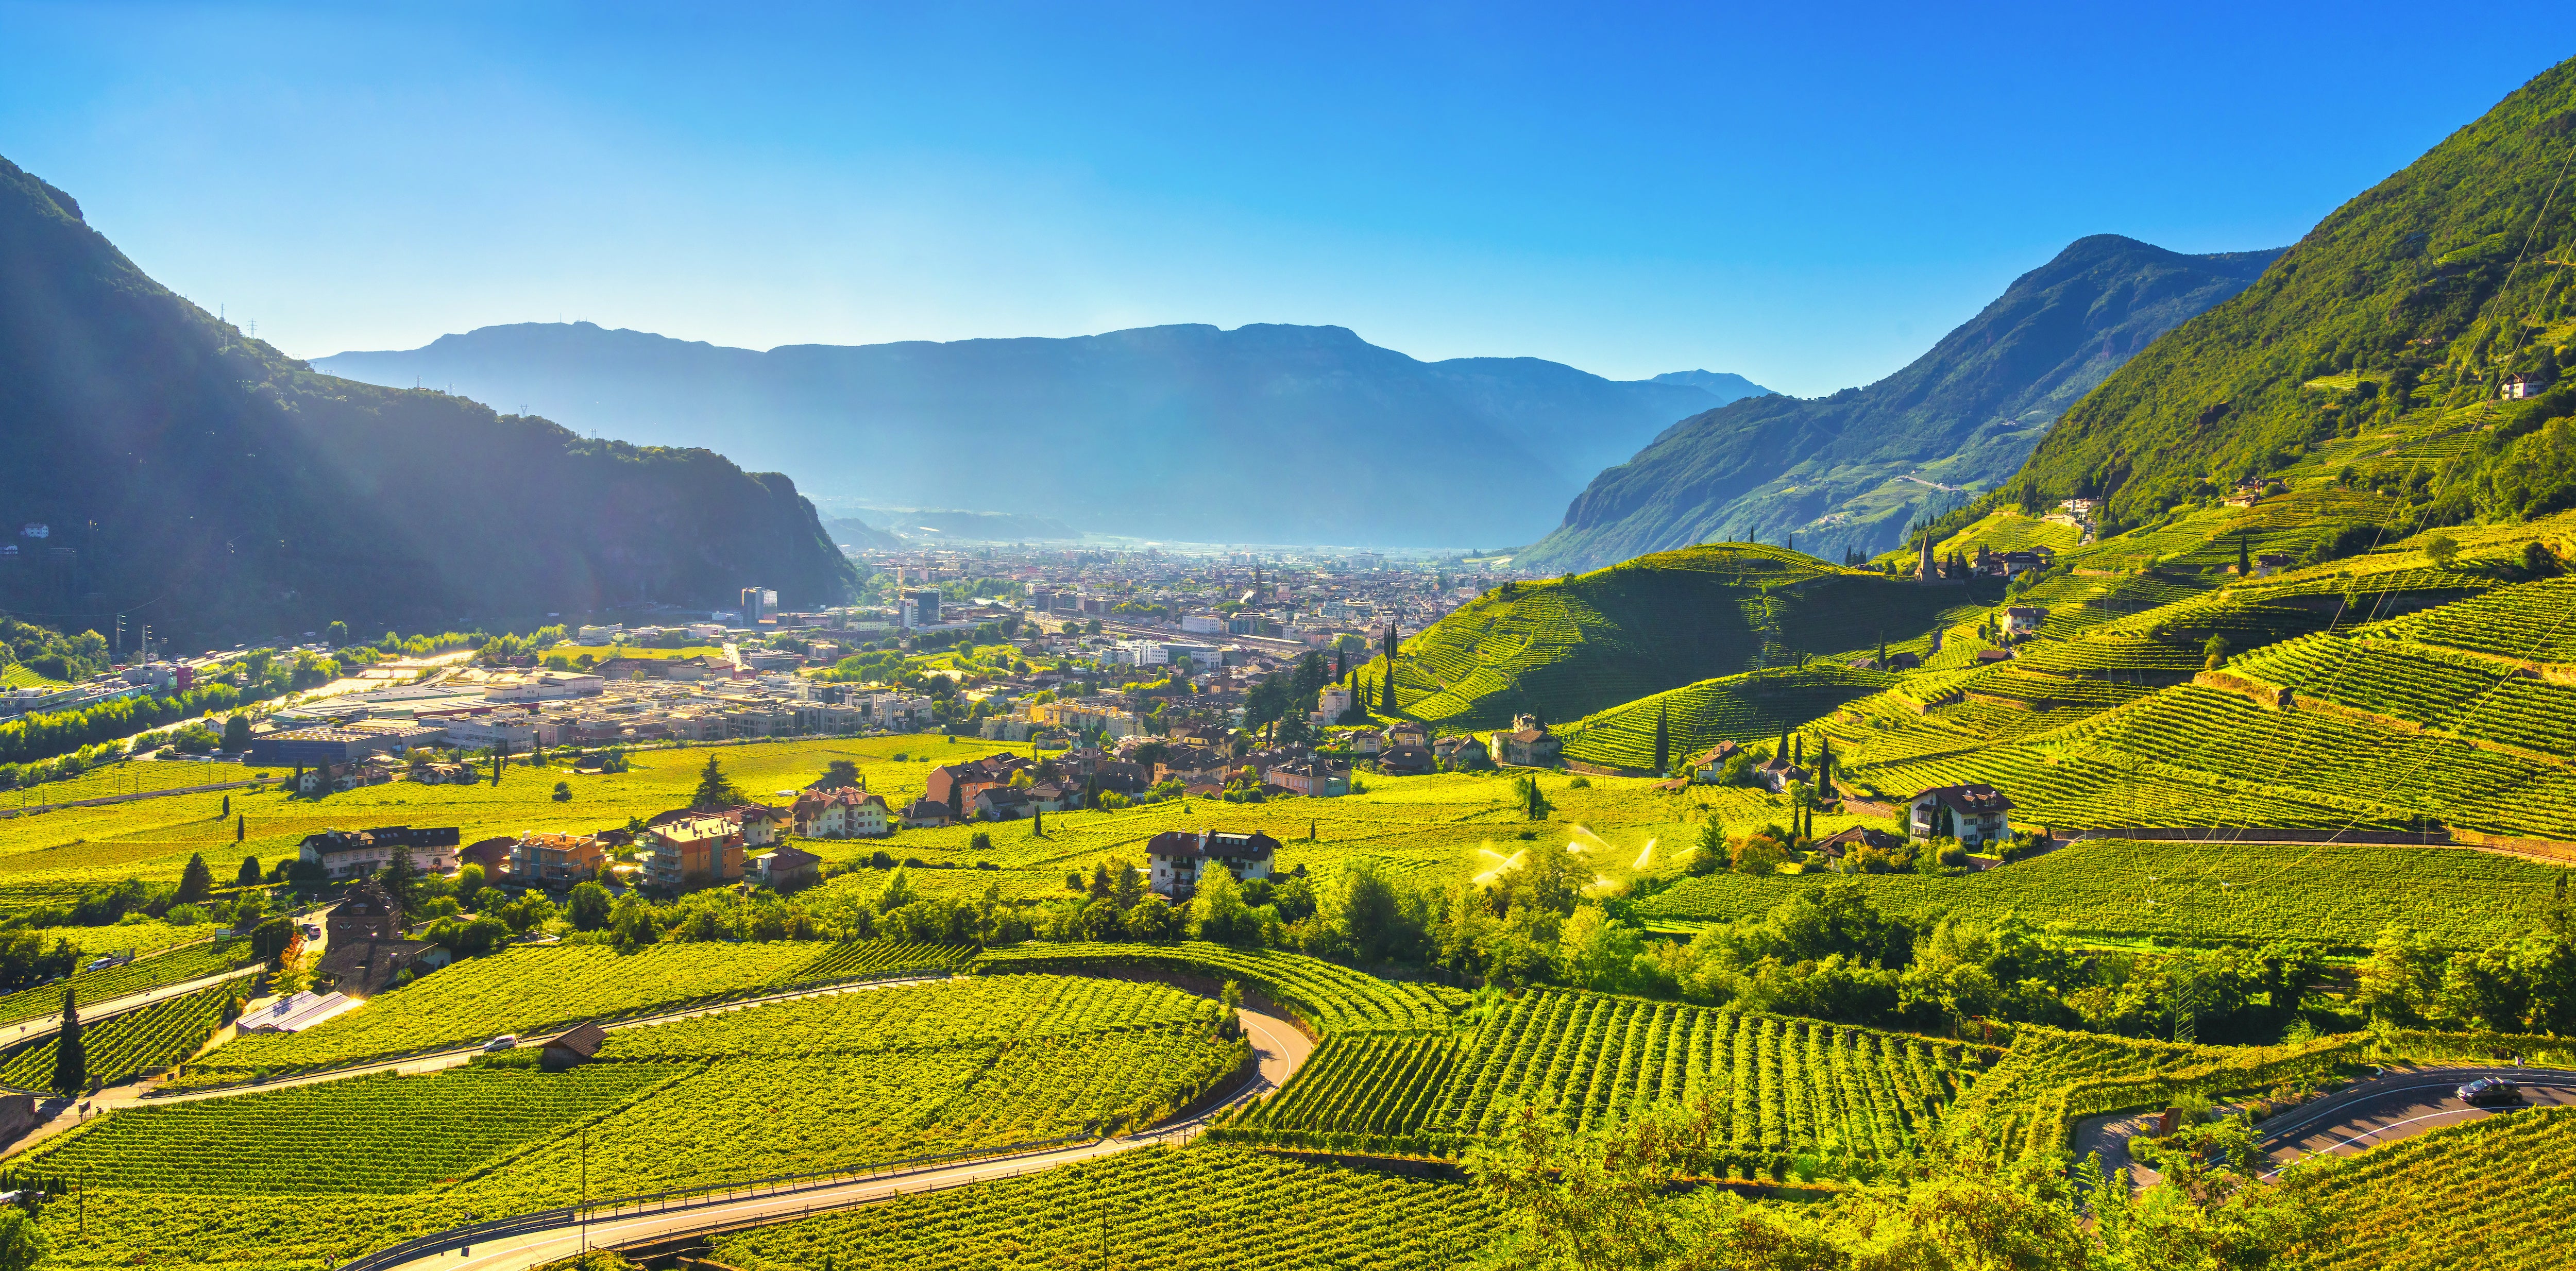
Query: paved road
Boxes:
[
  {"xmin": 380, "ymin": 1005, "xmax": 1312, "ymax": 1271},
  {"xmin": 2073, "ymin": 1063, "xmax": 2576, "ymax": 1188}
]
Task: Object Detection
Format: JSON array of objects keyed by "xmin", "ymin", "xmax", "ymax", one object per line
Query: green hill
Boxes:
[
  {"xmin": 1362, "ymin": 544, "xmax": 1998, "ymax": 731},
  {"xmin": 1520, "ymin": 235, "xmax": 2282, "ymax": 571},
  {"xmin": 1556, "ymin": 664, "xmax": 1897, "ymax": 770},
  {"xmin": 2005, "ymin": 57, "xmax": 2576, "ymax": 537},
  {"xmin": 0, "ymin": 154, "xmax": 858, "ymax": 643}
]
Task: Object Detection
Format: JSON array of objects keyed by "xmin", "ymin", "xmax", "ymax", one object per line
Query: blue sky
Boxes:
[{"xmin": 3, "ymin": 2, "xmax": 2568, "ymax": 393}]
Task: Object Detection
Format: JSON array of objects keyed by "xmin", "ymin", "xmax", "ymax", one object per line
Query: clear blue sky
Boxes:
[{"xmin": 3, "ymin": 2, "xmax": 2568, "ymax": 394}]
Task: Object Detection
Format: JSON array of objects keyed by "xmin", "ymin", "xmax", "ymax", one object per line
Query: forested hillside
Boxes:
[
  {"xmin": 2008, "ymin": 57, "xmax": 2576, "ymax": 537},
  {"xmin": 1521, "ymin": 235, "xmax": 2281, "ymax": 570},
  {"xmin": 0, "ymin": 154, "xmax": 857, "ymax": 643}
]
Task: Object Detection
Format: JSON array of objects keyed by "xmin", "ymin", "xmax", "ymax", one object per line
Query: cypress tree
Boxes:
[
  {"xmin": 1792, "ymin": 734, "xmax": 1804, "ymax": 766},
  {"xmin": 2238, "ymin": 534, "xmax": 2251, "ymax": 576},
  {"xmin": 1653, "ymin": 704, "xmax": 1670, "ymax": 774},
  {"xmin": 1877, "ymin": 636, "xmax": 1888, "ymax": 668},
  {"xmin": 52, "ymin": 989, "xmax": 82, "ymax": 1097},
  {"xmin": 236, "ymin": 814, "xmax": 246, "ymax": 843},
  {"xmin": 1775, "ymin": 726, "xmax": 1789, "ymax": 764}
]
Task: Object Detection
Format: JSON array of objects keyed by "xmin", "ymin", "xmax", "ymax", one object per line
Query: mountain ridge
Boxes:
[
  {"xmin": 317, "ymin": 321, "xmax": 1773, "ymax": 547},
  {"xmin": 0, "ymin": 154, "xmax": 856, "ymax": 642},
  {"xmin": 1517, "ymin": 234, "xmax": 2284, "ymax": 570}
]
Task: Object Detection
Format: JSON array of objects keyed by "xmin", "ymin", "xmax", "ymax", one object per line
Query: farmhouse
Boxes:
[
  {"xmin": 793, "ymin": 787, "xmax": 892, "ymax": 838},
  {"xmin": 297, "ymin": 825, "xmax": 462, "ymax": 882},
  {"xmin": 1907, "ymin": 783, "xmax": 2014, "ymax": 847},
  {"xmin": 1810, "ymin": 824, "xmax": 1908, "ymax": 869},
  {"xmin": 1690, "ymin": 741, "xmax": 1741, "ymax": 783},
  {"xmin": 1145, "ymin": 829, "xmax": 1279, "ymax": 897},
  {"xmin": 902, "ymin": 798, "xmax": 954, "ymax": 828},
  {"xmin": 1486, "ymin": 714, "xmax": 1562, "ymax": 768},
  {"xmin": 751, "ymin": 844, "xmax": 823, "ymax": 891},
  {"xmin": 1998, "ymin": 605, "xmax": 2049, "ymax": 638}
]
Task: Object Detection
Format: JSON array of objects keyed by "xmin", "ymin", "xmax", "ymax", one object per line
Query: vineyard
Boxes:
[
  {"xmin": 1219, "ymin": 989, "xmax": 1977, "ymax": 1173},
  {"xmin": 2380, "ymin": 577, "xmax": 2576, "ymax": 665},
  {"xmin": 1557, "ymin": 665, "xmax": 1895, "ymax": 770},
  {"xmin": 178, "ymin": 939, "xmax": 962, "ymax": 1083},
  {"xmin": 28, "ymin": 973, "xmax": 1248, "ymax": 1267},
  {"xmin": 2227, "ymin": 632, "xmax": 2576, "ymax": 759},
  {"xmin": 1635, "ymin": 837, "xmax": 2569, "ymax": 949},
  {"xmin": 710, "ymin": 1144, "xmax": 1499, "ymax": 1271},
  {"xmin": 2288, "ymin": 1106, "xmax": 2576, "ymax": 1270},
  {"xmin": 0, "ymin": 937, "xmax": 248, "ymax": 1029},
  {"xmin": 25, "ymin": 1063, "xmax": 686, "ymax": 1192},
  {"xmin": 973, "ymin": 941, "xmax": 1463, "ymax": 1035},
  {"xmin": 596, "ymin": 974, "xmax": 1215, "ymax": 1059},
  {"xmin": 0, "ymin": 974, "xmax": 251, "ymax": 1090}
]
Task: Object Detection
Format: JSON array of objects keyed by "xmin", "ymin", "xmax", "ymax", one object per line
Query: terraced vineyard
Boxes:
[
  {"xmin": 2379, "ymin": 577, "xmax": 2576, "ymax": 664},
  {"xmin": 712, "ymin": 1144, "xmax": 1497, "ymax": 1271},
  {"xmin": 1558, "ymin": 665, "xmax": 1896, "ymax": 770},
  {"xmin": 2227, "ymin": 633, "xmax": 2576, "ymax": 758},
  {"xmin": 179, "ymin": 939, "xmax": 963, "ymax": 1083},
  {"xmin": 1220, "ymin": 989, "xmax": 1976, "ymax": 1172},
  {"xmin": 2288, "ymin": 1106, "xmax": 2576, "ymax": 1270},
  {"xmin": 0, "ymin": 937, "xmax": 249, "ymax": 1029},
  {"xmin": 974, "ymin": 942, "xmax": 1461, "ymax": 1035},
  {"xmin": 1635, "ymin": 838, "xmax": 2569, "ymax": 949},
  {"xmin": 1942, "ymin": 1027, "xmax": 2218, "ymax": 1161},
  {"xmin": 0, "ymin": 974, "xmax": 251, "ymax": 1090}
]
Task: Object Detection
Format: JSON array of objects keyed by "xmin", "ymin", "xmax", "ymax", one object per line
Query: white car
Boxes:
[{"xmin": 481, "ymin": 1035, "xmax": 519, "ymax": 1053}]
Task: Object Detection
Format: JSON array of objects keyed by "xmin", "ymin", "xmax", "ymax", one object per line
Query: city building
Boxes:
[
  {"xmin": 509, "ymin": 832, "xmax": 608, "ymax": 887},
  {"xmin": 643, "ymin": 815, "xmax": 746, "ymax": 891}
]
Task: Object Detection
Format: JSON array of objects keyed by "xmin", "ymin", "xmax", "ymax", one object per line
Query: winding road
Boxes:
[
  {"xmin": 377, "ymin": 1004, "xmax": 1311, "ymax": 1271},
  {"xmin": 2074, "ymin": 1063, "xmax": 2576, "ymax": 1187}
]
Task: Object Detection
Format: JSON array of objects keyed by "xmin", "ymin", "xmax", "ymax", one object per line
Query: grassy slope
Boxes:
[{"xmin": 1365, "ymin": 544, "xmax": 2001, "ymax": 732}]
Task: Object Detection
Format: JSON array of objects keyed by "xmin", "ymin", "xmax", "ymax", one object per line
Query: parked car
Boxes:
[
  {"xmin": 2456, "ymin": 1078, "xmax": 2521, "ymax": 1106},
  {"xmin": 482, "ymin": 1035, "xmax": 519, "ymax": 1053}
]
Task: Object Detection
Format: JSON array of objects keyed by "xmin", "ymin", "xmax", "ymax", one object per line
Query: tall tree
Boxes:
[
  {"xmin": 1817, "ymin": 736, "xmax": 1835, "ymax": 798},
  {"xmin": 50, "ymin": 989, "xmax": 82, "ymax": 1097},
  {"xmin": 379, "ymin": 845, "xmax": 420, "ymax": 913},
  {"xmin": 2238, "ymin": 533, "xmax": 2252, "ymax": 577},
  {"xmin": 174, "ymin": 853, "xmax": 213, "ymax": 905},
  {"xmin": 236, "ymin": 855, "xmax": 262, "ymax": 887},
  {"xmin": 1652, "ymin": 704, "xmax": 1670, "ymax": 774},
  {"xmin": 691, "ymin": 754, "xmax": 744, "ymax": 810},
  {"xmin": 236, "ymin": 814, "xmax": 246, "ymax": 843}
]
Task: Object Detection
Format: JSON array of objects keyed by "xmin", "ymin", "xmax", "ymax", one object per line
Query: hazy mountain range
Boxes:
[
  {"xmin": 1518, "ymin": 235, "xmax": 2286, "ymax": 570},
  {"xmin": 317, "ymin": 323, "xmax": 1773, "ymax": 546},
  {"xmin": 0, "ymin": 154, "xmax": 853, "ymax": 642}
]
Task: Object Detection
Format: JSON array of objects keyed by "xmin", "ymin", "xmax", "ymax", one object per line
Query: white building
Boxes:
[{"xmin": 1181, "ymin": 614, "xmax": 1225, "ymax": 635}]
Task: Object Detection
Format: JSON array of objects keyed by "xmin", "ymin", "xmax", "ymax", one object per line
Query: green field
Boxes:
[
  {"xmin": 26, "ymin": 973, "xmax": 1246, "ymax": 1268},
  {"xmin": 710, "ymin": 1144, "xmax": 1499, "ymax": 1271},
  {"xmin": 1220, "ymin": 988, "xmax": 1975, "ymax": 1174},
  {"xmin": 175, "ymin": 939, "xmax": 965, "ymax": 1083},
  {"xmin": 1636, "ymin": 837, "xmax": 2569, "ymax": 950},
  {"xmin": 0, "ymin": 974, "xmax": 251, "ymax": 1089},
  {"xmin": 2285, "ymin": 1105, "xmax": 2576, "ymax": 1270},
  {"xmin": 0, "ymin": 938, "xmax": 250, "ymax": 1029},
  {"xmin": 976, "ymin": 942, "xmax": 1463, "ymax": 1035}
]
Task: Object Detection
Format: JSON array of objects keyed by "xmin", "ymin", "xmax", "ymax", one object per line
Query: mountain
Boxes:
[
  {"xmin": 0, "ymin": 155, "xmax": 856, "ymax": 644},
  {"xmin": 315, "ymin": 323, "xmax": 1764, "ymax": 547},
  {"xmin": 1517, "ymin": 235, "xmax": 2285, "ymax": 571},
  {"xmin": 1651, "ymin": 369, "xmax": 1775, "ymax": 402},
  {"xmin": 2005, "ymin": 59, "xmax": 2576, "ymax": 534}
]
